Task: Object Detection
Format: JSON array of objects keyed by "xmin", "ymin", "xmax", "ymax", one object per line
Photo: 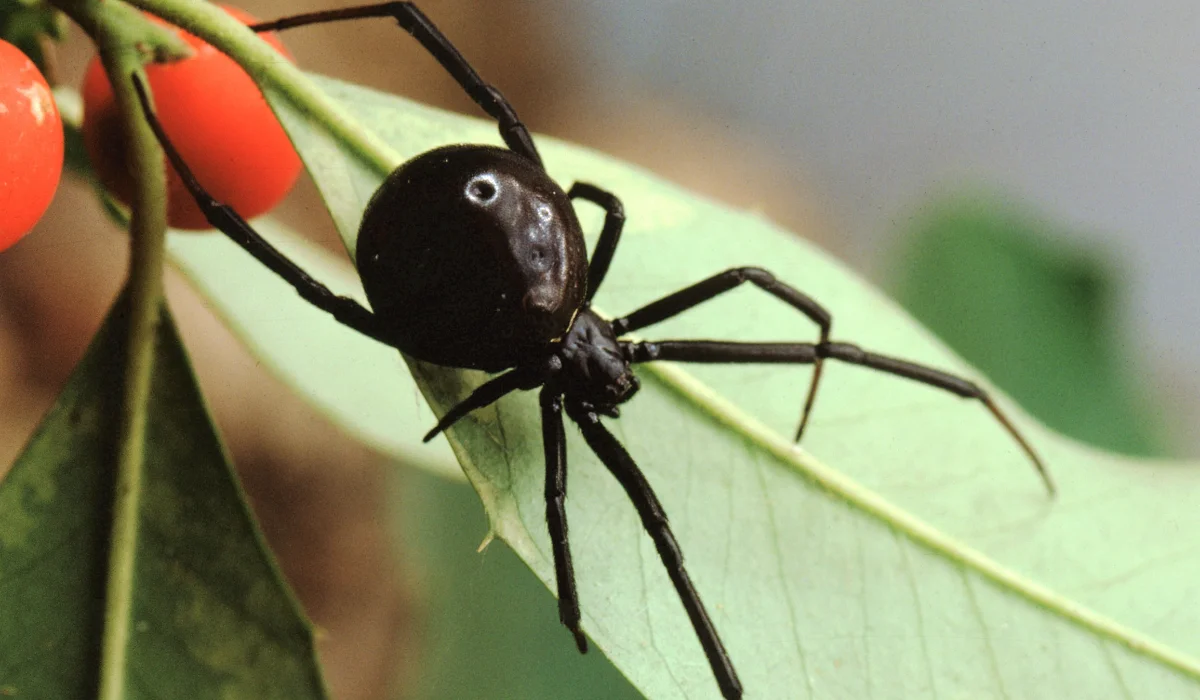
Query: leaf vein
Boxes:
[
  {"xmin": 897, "ymin": 531, "xmax": 939, "ymax": 700},
  {"xmin": 962, "ymin": 570, "xmax": 1011, "ymax": 700},
  {"xmin": 1101, "ymin": 638, "xmax": 1135, "ymax": 700},
  {"xmin": 753, "ymin": 452, "xmax": 813, "ymax": 699}
]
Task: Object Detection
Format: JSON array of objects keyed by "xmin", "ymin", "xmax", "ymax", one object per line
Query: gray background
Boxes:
[{"xmin": 564, "ymin": 1, "xmax": 1200, "ymax": 386}]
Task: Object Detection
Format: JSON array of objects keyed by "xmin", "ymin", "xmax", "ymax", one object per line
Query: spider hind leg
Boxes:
[
  {"xmin": 130, "ymin": 74, "xmax": 387, "ymax": 344},
  {"xmin": 250, "ymin": 2, "xmax": 540, "ymax": 163}
]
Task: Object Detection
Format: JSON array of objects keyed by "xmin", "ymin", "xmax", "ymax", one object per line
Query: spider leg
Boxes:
[
  {"xmin": 612, "ymin": 267, "xmax": 832, "ymax": 442},
  {"xmin": 250, "ymin": 2, "xmax": 541, "ymax": 164},
  {"xmin": 566, "ymin": 403, "xmax": 743, "ymax": 700},
  {"xmin": 541, "ymin": 390, "xmax": 588, "ymax": 653},
  {"xmin": 131, "ymin": 75, "xmax": 389, "ymax": 344},
  {"xmin": 567, "ymin": 183, "xmax": 625, "ymax": 302},
  {"xmin": 422, "ymin": 367, "xmax": 541, "ymax": 442},
  {"xmin": 624, "ymin": 339, "xmax": 1055, "ymax": 495}
]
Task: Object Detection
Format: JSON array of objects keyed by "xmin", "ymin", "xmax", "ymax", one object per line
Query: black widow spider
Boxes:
[{"xmin": 131, "ymin": 3, "xmax": 1055, "ymax": 698}]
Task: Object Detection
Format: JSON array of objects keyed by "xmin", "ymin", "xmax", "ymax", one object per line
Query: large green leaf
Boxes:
[
  {"xmin": 0, "ymin": 296, "xmax": 327, "ymax": 699},
  {"xmin": 171, "ymin": 73, "xmax": 1200, "ymax": 698}
]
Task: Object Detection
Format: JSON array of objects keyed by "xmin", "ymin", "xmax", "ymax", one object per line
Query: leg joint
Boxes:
[{"xmin": 735, "ymin": 266, "xmax": 776, "ymax": 284}]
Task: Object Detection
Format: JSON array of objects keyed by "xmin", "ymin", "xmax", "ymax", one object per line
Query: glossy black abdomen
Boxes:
[{"xmin": 356, "ymin": 145, "xmax": 589, "ymax": 371}]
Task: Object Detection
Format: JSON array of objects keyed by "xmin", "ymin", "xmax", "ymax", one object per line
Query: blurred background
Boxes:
[{"xmin": 1, "ymin": 0, "xmax": 1196, "ymax": 697}]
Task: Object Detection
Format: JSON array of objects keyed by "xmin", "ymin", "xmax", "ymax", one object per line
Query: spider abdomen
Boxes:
[{"xmin": 356, "ymin": 144, "xmax": 589, "ymax": 370}]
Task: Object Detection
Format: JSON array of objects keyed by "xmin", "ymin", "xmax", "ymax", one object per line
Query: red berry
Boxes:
[
  {"xmin": 0, "ymin": 39, "xmax": 63, "ymax": 250},
  {"xmin": 81, "ymin": 5, "xmax": 301, "ymax": 230}
]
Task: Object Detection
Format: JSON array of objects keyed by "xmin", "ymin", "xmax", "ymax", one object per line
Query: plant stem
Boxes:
[
  {"xmin": 45, "ymin": 1, "xmax": 186, "ymax": 697},
  {"xmin": 96, "ymin": 55, "xmax": 166, "ymax": 700}
]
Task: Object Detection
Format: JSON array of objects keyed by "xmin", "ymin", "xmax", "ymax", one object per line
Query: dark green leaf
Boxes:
[{"xmin": 0, "ymin": 295, "xmax": 328, "ymax": 699}]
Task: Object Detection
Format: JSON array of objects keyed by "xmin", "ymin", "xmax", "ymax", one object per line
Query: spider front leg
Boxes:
[
  {"xmin": 421, "ymin": 367, "xmax": 543, "ymax": 442},
  {"xmin": 612, "ymin": 267, "xmax": 833, "ymax": 441},
  {"xmin": 130, "ymin": 76, "xmax": 390, "ymax": 344},
  {"xmin": 624, "ymin": 339, "xmax": 1055, "ymax": 494},
  {"xmin": 566, "ymin": 402, "xmax": 743, "ymax": 700},
  {"xmin": 567, "ymin": 182, "xmax": 625, "ymax": 302},
  {"xmin": 251, "ymin": 2, "xmax": 541, "ymax": 164}
]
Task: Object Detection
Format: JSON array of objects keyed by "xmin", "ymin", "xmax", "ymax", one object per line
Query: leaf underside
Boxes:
[{"xmin": 169, "ymin": 71, "xmax": 1200, "ymax": 699}]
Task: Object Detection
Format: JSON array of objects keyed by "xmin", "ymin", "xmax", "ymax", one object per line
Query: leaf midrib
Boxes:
[{"xmin": 643, "ymin": 357, "xmax": 1200, "ymax": 681}]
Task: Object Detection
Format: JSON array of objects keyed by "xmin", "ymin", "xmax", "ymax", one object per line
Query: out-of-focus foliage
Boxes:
[
  {"xmin": 0, "ymin": 0, "xmax": 65, "ymax": 71},
  {"xmin": 889, "ymin": 195, "xmax": 1167, "ymax": 456}
]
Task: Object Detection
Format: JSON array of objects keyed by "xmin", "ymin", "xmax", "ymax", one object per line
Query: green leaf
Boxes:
[
  {"xmin": 177, "ymin": 72, "xmax": 1200, "ymax": 697},
  {"xmin": 0, "ymin": 295, "xmax": 328, "ymax": 699}
]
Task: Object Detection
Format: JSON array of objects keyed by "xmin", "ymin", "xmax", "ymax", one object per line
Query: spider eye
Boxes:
[{"xmin": 465, "ymin": 175, "xmax": 498, "ymax": 203}]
